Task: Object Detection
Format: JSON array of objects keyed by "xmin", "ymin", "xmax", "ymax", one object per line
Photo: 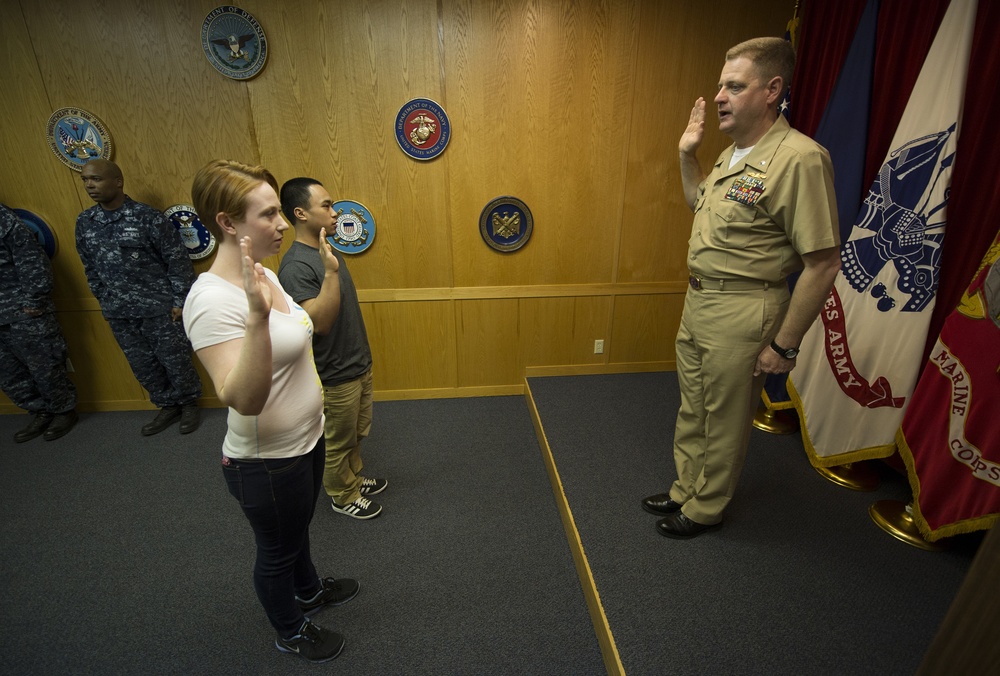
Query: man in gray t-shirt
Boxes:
[{"xmin": 278, "ymin": 178, "xmax": 385, "ymax": 520}]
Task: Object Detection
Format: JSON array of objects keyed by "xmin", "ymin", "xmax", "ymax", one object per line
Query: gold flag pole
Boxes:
[{"xmin": 869, "ymin": 500, "xmax": 948, "ymax": 551}]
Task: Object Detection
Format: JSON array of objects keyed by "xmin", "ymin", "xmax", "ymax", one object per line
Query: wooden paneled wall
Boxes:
[{"xmin": 0, "ymin": 0, "xmax": 792, "ymax": 411}]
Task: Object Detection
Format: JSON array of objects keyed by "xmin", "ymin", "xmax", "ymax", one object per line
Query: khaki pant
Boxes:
[
  {"xmin": 669, "ymin": 285, "xmax": 789, "ymax": 524},
  {"xmin": 322, "ymin": 370, "xmax": 373, "ymax": 505}
]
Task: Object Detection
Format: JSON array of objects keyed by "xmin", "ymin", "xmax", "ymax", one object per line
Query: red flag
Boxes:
[{"xmin": 898, "ymin": 233, "xmax": 1000, "ymax": 541}]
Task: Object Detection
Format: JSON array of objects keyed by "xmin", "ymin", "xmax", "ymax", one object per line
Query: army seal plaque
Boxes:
[
  {"xmin": 395, "ymin": 98, "xmax": 450, "ymax": 160},
  {"xmin": 45, "ymin": 107, "xmax": 113, "ymax": 172},
  {"xmin": 201, "ymin": 6, "xmax": 268, "ymax": 80},
  {"xmin": 13, "ymin": 208, "xmax": 58, "ymax": 259},
  {"xmin": 327, "ymin": 200, "xmax": 376, "ymax": 254},
  {"xmin": 164, "ymin": 204, "xmax": 217, "ymax": 260},
  {"xmin": 479, "ymin": 196, "xmax": 533, "ymax": 252}
]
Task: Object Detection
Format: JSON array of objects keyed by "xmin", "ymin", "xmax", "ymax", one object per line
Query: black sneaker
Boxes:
[
  {"xmin": 331, "ymin": 496, "xmax": 382, "ymax": 520},
  {"xmin": 359, "ymin": 476, "xmax": 388, "ymax": 495},
  {"xmin": 275, "ymin": 619, "xmax": 344, "ymax": 663},
  {"xmin": 141, "ymin": 406, "xmax": 181, "ymax": 436},
  {"xmin": 297, "ymin": 577, "xmax": 360, "ymax": 615}
]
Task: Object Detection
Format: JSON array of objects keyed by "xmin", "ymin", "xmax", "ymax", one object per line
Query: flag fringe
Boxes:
[
  {"xmin": 896, "ymin": 428, "xmax": 1000, "ymax": 542},
  {"xmin": 786, "ymin": 377, "xmax": 896, "ymax": 467}
]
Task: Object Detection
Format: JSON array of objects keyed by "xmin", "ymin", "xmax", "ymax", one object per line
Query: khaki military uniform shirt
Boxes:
[{"xmin": 688, "ymin": 115, "xmax": 839, "ymax": 283}]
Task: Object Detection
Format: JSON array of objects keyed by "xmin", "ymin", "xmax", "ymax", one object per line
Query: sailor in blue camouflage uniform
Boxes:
[
  {"xmin": 75, "ymin": 160, "xmax": 202, "ymax": 435},
  {"xmin": 0, "ymin": 204, "xmax": 79, "ymax": 442}
]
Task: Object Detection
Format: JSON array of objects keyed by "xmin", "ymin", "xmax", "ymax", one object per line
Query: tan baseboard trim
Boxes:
[
  {"xmin": 524, "ymin": 379, "xmax": 625, "ymax": 676},
  {"xmin": 1, "ymin": 397, "xmax": 224, "ymax": 415},
  {"xmin": 525, "ymin": 361, "xmax": 674, "ymax": 378},
  {"xmin": 373, "ymin": 384, "xmax": 525, "ymax": 401}
]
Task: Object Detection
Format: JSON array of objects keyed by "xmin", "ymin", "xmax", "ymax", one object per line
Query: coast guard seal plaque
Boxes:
[
  {"xmin": 201, "ymin": 6, "xmax": 268, "ymax": 80},
  {"xmin": 45, "ymin": 107, "xmax": 113, "ymax": 172},
  {"xmin": 13, "ymin": 209, "xmax": 58, "ymax": 259},
  {"xmin": 479, "ymin": 196, "xmax": 533, "ymax": 253},
  {"xmin": 327, "ymin": 200, "xmax": 375, "ymax": 254},
  {"xmin": 164, "ymin": 204, "xmax": 216, "ymax": 260},
  {"xmin": 395, "ymin": 98, "xmax": 450, "ymax": 160}
]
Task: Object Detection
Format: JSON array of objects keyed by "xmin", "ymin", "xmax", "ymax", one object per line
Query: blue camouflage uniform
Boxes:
[
  {"xmin": 75, "ymin": 196, "xmax": 201, "ymax": 408},
  {"xmin": 0, "ymin": 204, "xmax": 77, "ymax": 414}
]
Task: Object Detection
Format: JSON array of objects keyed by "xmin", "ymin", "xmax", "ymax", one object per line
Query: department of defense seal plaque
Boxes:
[
  {"xmin": 479, "ymin": 196, "xmax": 533, "ymax": 253},
  {"xmin": 45, "ymin": 107, "xmax": 113, "ymax": 172},
  {"xmin": 13, "ymin": 209, "xmax": 58, "ymax": 259},
  {"xmin": 164, "ymin": 204, "xmax": 217, "ymax": 260},
  {"xmin": 395, "ymin": 98, "xmax": 450, "ymax": 160},
  {"xmin": 201, "ymin": 6, "xmax": 268, "ymax": 80},
  {"xmin": 327, "ymin": 200, "xmax": 376, "ymax": 255}
]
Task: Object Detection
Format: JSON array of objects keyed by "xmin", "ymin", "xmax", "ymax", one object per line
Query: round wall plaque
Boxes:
[
  {"xmin": 479, "ymin": 196, "xmax": 533, "ymax": 252},
  {"xmin": 201, "ymin": 6, "xmax": 268, "ymax": 80},
  {"xmin": 45, "ymin": 107, "xmax": 113, "ymax": 172},
  {"xmin": 395, "ymin": 98, "xmax": 451, "ymax": 160}
]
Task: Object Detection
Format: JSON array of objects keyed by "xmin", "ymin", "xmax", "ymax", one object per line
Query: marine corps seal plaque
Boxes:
[
  {"xmin": 395, "ymin": 98, "xmax": 450, "ymax": 160},
  {"xmin": 480, "ymin": 196, "xmax": 533, "ymax": 253}
]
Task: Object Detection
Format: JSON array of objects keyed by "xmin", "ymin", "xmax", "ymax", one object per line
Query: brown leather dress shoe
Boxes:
[
  {"xmin": 43, "ymin": 410, "xmax": 79, "ymax": 441},
  {"xmin": 642, "ymin": 493, "xmax": 683, "ymax": 516},
  {"xmin": 655, "ymin": 512, "xmax": 721, "ymax": 539}
]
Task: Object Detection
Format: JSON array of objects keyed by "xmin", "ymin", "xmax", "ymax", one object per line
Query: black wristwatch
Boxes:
[{"xmin": 770, "ymin": 340, "xmax": 799, "ymax": 359}]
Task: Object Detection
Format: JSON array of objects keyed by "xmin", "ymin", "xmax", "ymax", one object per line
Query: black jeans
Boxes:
[{"xmin": 222, "ymin": 437, "xmax": 325, "ymax": 636}]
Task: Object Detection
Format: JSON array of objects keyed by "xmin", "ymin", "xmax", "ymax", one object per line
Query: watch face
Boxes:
[{"xmin": 786, "ymin": 348, "xmax": 799, "ymax": 358}]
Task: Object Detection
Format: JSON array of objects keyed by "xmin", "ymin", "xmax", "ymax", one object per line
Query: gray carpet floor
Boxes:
[
  {"xmin": 526, "ymin": 372, "xmax": 981, "ymax": 676},
  {"xmin": 0, "ymin": 397, "xmax": 603, "ymax": 675}
]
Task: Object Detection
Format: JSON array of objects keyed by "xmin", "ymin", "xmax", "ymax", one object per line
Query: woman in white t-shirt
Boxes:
[{"xmin": 184, "ymin": 160, "xmax": 358, "ymax": 664}]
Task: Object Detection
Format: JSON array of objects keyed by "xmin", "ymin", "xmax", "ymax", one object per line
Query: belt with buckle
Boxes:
[{"xmin": 688, "ymin": 275, "xmax": 776, "ymax": 291}]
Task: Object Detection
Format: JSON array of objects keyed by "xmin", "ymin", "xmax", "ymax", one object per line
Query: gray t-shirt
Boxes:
[{"xmin": 278, "ymin": 240, "xmax": 372, "ymax": 387}]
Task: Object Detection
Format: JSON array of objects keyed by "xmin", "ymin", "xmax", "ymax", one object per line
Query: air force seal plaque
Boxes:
[
  {"xmin": 327, "ymin": 201, "xmax": 376, "ymax": 255},
  {"xmin": 164, "ymin": 204, "xmax": 216, "ymax": 260},
  {"xmin": 480, "ymin": 196, "xmax": 533, "ymax": 253},
  {"xmin": 45, "ymin": 107, "xmax": 113, "ymax": 172},
  {"xmin": 201, "ymin": 6, "xmax": 268, "ymax": 80},
  {"xmin": 395, "ymin": 98, "xmax": 450, "ymax": 160}
]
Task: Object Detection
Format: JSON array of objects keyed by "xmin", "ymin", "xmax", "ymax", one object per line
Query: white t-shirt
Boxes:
[{"xmin": 183, "ymin": 268, "xmax": 324, "ymax": 459}]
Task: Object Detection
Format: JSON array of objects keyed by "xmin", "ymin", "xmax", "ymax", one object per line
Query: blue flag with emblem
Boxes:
[
  {"xmin": 789, "ymin": 0, "xmax": 978, "ymax": 466},
  {"xmin": 763, "ymin": 0, "xmax": 881, "ymax": 412}
]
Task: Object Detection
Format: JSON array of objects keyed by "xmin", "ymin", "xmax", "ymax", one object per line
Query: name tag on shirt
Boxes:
[{"xmin": 725, "ymin": 174, "xmax": 765, "ymax": 206}]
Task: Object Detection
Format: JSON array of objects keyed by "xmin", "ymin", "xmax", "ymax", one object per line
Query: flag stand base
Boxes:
[
  {"xmin": 813, "ymin": 461, "xmax": 880, "ymax": 491},
  {"xmin": 752, "ymin": 404, "xmax": 799, "ymax": 435},
  {"xmin": 869, "ymin": 500, "xmax": 946, "ymax": 551}
]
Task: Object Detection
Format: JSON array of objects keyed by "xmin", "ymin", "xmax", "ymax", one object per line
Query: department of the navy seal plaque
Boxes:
[
  {"xmin": 201, "ymin": 6, "xmax": 268, "ymax": 80},
  {"xmin": 164, "ymin": 204, "xmax": 217, "ymax": 260},
  {"xmin": 45, "ymin": 107, "xmax": 113, "ymax": 172},
  {"xmin": 479, "ymin": 196, "xmax": 533, "ymax": 252},
  {"xmin": 327, "ymin": 200, "xmax": 376, "ymax": 254},
  {"xmin": 13, "ymin": 209, "xmax": 58, "ymax": 259},
  {"xmin": 395, "ymin": 98, "xmax": 450, "ymax": 160}
]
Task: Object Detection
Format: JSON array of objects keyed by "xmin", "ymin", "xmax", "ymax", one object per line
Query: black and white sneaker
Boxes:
[
  {"xmin": 359, "ymin": 476, "xmax": 388, "ymax": 495},
  {"xmin": 275, "ymin": 619, "xmax": 344, "ymax": 663},
  {"xmin": 297, "ymin": 577, "xmax": 360, "ymax": 615},
  {"xmin": 331, "ymin": 496, "xmax": 382, "ymax": 520}
]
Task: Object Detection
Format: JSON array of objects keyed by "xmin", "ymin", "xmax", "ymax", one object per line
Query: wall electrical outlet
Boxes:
[{"xmin": 594, "ymin": 339, "xmax": 605, "ymax": 354}]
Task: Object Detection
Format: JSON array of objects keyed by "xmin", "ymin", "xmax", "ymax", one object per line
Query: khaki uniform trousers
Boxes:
[
  {"xmin": 322, "ymin": 369, "xmax": 373, "ymax": 506},
  {"xmin": 668, "ymin": 284, "xmax": 789, "ymax": 525}
]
